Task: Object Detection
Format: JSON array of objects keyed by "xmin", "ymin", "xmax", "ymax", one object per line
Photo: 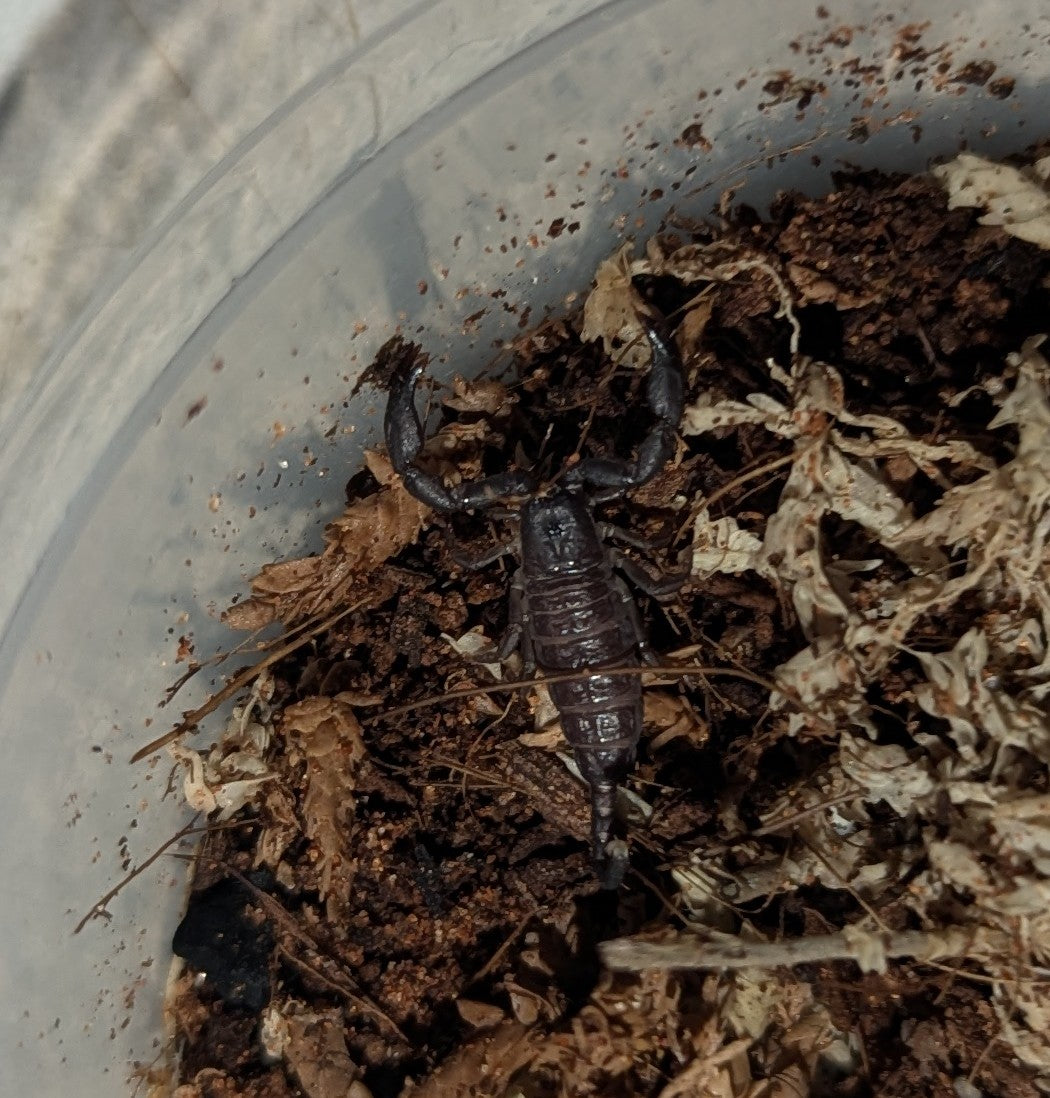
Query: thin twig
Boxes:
[
  {"xmin": 74, "ymin": 815, "xmax": 201, "ymax": 934},
  {"xmin": 676, "ymin": 443, "xmax": 810, "ymax": 543},
  {"xmin": 600, "ymin": 926, "xmax": 996, "ymax": 973},
  {"xmin": 277, "ymin": 946, "xmax": 407, "ymax": 1044},
  {"xmin": 424, "ymin": 755, "xmax": 532, "ymax": 800},
  {"xmin": 469, "ymin": 907, "xmax": 538, "ymax": 985},
  {"xmin": 370, "ymin": 662, "xmax": 786, "ymax": 722},
  {"xmin": 161, "ymin": 605, "xmax": 332, "ymax": 707},
  {"xmin": 755, "ymin": 790, "xmax": 869, "ymax": 838},
  {"xmin": 174, "ymin": 851, "xmax": 407, "ymax": 1042},
  {"xmin": 131, "ymin": 596, "xmax": 372, "ymax": 762}
]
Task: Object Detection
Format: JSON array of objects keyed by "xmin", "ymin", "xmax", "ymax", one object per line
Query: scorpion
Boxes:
[{"xmin": 383, "ymin": 318, "xmax": 685, "ymax": 889}]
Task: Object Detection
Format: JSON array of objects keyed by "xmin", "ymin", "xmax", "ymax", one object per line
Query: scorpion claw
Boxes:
[
  {"xmin": 384, "ymin": 351, "xmax": 536, "ymax": 514},
  {"xmin": 383, "ymin": 362, "xmax": 464, "ymax": 513},
  {"xmin": 564, "ymin": 312, "xmax": 683, "ymax": 495},
  {"xmin": 383, "ymin": 359, "xmax": 428, "ymax": 476},
  {"xmin": 643, "ymin": 323, "xmax": 684, "ymax": 426}
]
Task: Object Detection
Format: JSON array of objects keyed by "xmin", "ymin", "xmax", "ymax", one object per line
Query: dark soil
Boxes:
[{"xmin": 166, "ymin": 170, "xmax": 1049, "ymax": 1098}]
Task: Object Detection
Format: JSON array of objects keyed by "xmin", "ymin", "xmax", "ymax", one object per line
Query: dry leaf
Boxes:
[
  {"xmin": 673, "ymin": 326, "xmax": 1050, "ymax": 1075},
  {"xmin": 167, "ymin": 694, "xmax": 277, "ymax": 820},
  {"xmin": 226, "ymin": 416, "xmax": 497, "ymax": 628},
  {"xmin": 281, "ymin": 1007, "xmax": 363, "ymax": 1098},
  {"xmin": 646, "ymin": 691, "xmax": 708, "ymax": 750},
  {"xmin": 442, "ymin": 375, "xmax": 512, "ymax": 415},
  {"xmin": 676, "ymin": 296, "xmax": 714, "ymax": 359},
  {"xmin": 580, "ymin": 244, "xmax": 649, "ymax": 365},
  {"xmin": 934, "ymin": 153, "xmax": 1050, "ymax": 249},
  {"xmin": 405, "ymin": 1022, "xmax": 534, "ymax": 1098},
  {"xmin": 441, "ymin": 627, "xmax": 503, "ymax": 681},
  {"xmin": 281, "ymin": 696, "xmax": 366, "ymax": 918},
  {"xmin": 222, "ymin": 597, "xmax": 277, "ymax": 631},
  {"xmin": 691, "ymin": 508, "xmax": 763, "ymax": 578},
  {"xmin": 455, "ymin": 999, "xmax": 505, "ymax": 1031}
]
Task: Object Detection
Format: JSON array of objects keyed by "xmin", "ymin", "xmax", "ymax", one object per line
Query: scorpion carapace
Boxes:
[{"xmin": 383, "ymin": 319, "xmax": 685, "ymax": 889}]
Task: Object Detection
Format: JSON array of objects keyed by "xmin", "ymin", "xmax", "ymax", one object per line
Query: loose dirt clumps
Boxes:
[{"xmin": 157, "ymin": 156, "xmax": 1050, "ymax": 1098}]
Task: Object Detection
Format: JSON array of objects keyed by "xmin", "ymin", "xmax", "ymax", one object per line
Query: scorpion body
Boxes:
[
  {"xmin": 521, "ymin": 490, "xmax": 646, "ymax": 888},
  {"xmin": 383, "ymin": 319, "xmax": 684, "ymax": 888}
]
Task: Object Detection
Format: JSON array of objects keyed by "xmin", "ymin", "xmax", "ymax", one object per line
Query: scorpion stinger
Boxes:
[{"xmin": 384, "ymin": 314, "xmax": 686, "ymax": 890}]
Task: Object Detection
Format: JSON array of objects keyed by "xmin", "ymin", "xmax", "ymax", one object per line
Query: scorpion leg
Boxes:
[
  {"xmin": 610, "ymin": 547, "xmax": 690, "ymax": 601},
  {"xmin": 385, "ymin": 361, "xmax": 536, "ymax": 513},
  {"xmin": 596, "ymin": 521, "xmax": 673, "ymax": 552},
  {"xmin": 450, "ymin": 537, "xmax": 517, "ymax": 572},
  {"xmin": 454, "ymin": 570, "xmax": 532, "ymax": 672},
  {"xmin": 496, "ymin": 569, "xmax": 530, "ymax": 666},
  {"xmin": 565, "ymin": 323, "xmax": 683, "ymax": 495},
  {"xmin": 590, "ymin": 781, "xmax": 629, "ymax": 890},
  {"xmin": 611, "ymin": 573, "xmax": 658, "ymax": 666},
  {"xmin": 614, "ymin": 557, "xmax": 701, "ymax": 692},
  {"xmin": 501, "ymin": 571, "xmax": 536, "ymax": 675}
]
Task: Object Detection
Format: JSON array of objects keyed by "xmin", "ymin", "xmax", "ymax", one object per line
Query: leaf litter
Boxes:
[{"xmin": 156, "ymin": 158, "xmax": 1050, "ymax": 1098}]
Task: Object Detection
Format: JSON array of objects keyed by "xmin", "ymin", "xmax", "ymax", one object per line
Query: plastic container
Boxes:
[{"xmin": 1, "ymin": 1, "xmax": 1047, "ymax": 1092}]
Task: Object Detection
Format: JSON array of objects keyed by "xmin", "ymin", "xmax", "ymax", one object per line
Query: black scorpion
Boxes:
[{"xmin": 383, "ymin": 320, "xmax": 684, "ymax": 889}]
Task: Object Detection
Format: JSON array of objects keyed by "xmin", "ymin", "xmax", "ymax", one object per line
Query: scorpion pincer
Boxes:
[{"xmin": 383, "ymin": 319, "xmax": 684, "ymax": 889}]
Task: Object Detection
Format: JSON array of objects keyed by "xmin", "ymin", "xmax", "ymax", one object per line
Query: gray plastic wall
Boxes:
[{"xmin": 1, "ymin": 1, "xmax": 1047, "ymax": 1092}]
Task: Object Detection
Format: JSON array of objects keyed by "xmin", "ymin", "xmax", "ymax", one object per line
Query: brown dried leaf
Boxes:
[
  {"xmin": 226, "ymin": 373, "xmax": 506, "ymax": 629},
  {"xmin": 505, "ymin": 982, "xmax": 555, "ymax": 1025},
  {"xmin": 227, "ymin": 461, "xmax": 422, "ymax": 627},
  {"xmin": 282, "ymin": 1008, "xmax": 361, "ymax": 1098},
  {"xmin": 324, "ymin": 450, "xmax": 430, "ymax": 567},
  {"xmin": 252, "ymin": 558, "xmax": 325, "ymax": 598},
  {"xmin": 580, "ymin": 244, "xmax": 649, "ymax": 365},
  {"xmin": 442, "ymin": 375, "xmax": 512, "ymax": 415},
  {"xmin": 454, "ymin": 999, "xmax": 505, "ymax": 1031},
  {"xmin": 405, "ymin": 1021, "xmax": 535, "ymax": 1098},
  {"xmin": 515, "ymin": 968, "xmax": 708, "ymax": 1095},
  {"xmin": 255, "ymin": 785, "xmax": 301, "ymax": 870},
  {"xmin": 646, "ymin": 691, "xmax": 708, "ymax": 750},
  {"xmin": 221, "ymin": 597, "xmax": 276, "ymax": 631},
  {"xmin": 280, "ymin": 696, "xmax": 366, "ymax": 918},
  {"xmin": 676, "ymin": 297, "xmax": 714, "ymax": 360}
]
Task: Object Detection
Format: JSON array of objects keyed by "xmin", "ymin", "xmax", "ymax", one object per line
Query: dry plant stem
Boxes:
[
  {"xmin": 372, "ymin": 663, "xmax": 790, "ymax": 721},
  {"xmin": 176, "ymin": 851, "xmax": 408, "ymax": 1043},
  {"xmin": 677, "ymin": 445, "xmax": 802, "ymax": 541},
  {"xmin": 130, "ymin": 596, "xmax": 371, "ymax": 762},
  {"xmin": 161, "ymin": 616, "xmax": 297, "ymax": 706},
  {"xmin": 600, "ymin": 926, "xmax": 994, "ymax": 973},
  {"xmin": 749, "ymin": 789, "xmax": 867, "ymax": 837},
  {"xmin": 468, "ymin": 906, "xmax": 538, "ymax": 985},
  {"xmin": 425, "ymin": 755, "xmax": 533, "ymax": 800},
  {"xmin": 275, "ymin": 946, "xmax": 408, "ymax": 1044},
  {"xmin": 74, "ymin": 815, "xmax": 201, "ymax": 934}
]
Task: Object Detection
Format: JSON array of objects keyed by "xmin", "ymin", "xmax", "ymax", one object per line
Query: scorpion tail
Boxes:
[
  {"xmin": 597, "ymin": 840, "xmax": 629, "ymax": 891},
  {"xmin": 590, "ymin": 781, "xmax": 629, "ymax": 890}
]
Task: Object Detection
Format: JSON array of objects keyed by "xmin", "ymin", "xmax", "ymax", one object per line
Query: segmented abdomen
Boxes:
[{"xmin": 527, "ymin": 563, "xmax": 642, "ymax": 787}]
